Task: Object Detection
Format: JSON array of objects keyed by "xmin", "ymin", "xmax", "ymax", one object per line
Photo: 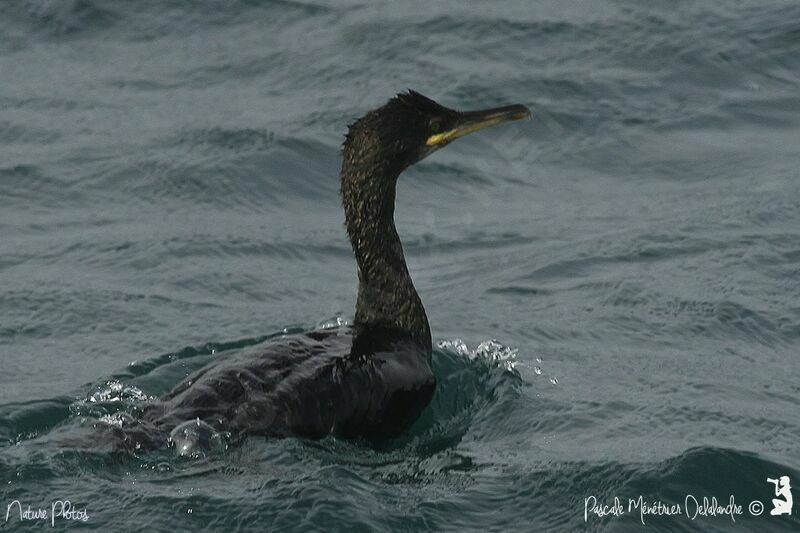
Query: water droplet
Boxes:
[
  {"xmin": 534, "ymin": 366, "xmax": 542, "ymax": 375},
  {"xmin": 437, "ymin": 339, "xmax": 469, "ymax": 357},
  {"xmin": 550, "ymin": 377, "xmax": 559, "ymax": 385},
  {"xmin": 98, "ymin": 412, "xmax": 134, "ymax": 428},
  {"xmin": 84, "ymin": 380, "xmax": 152, "ymax": 404},
  {"xmin": 536, "ymin": 357, "xmax": 542, "ymax": 363}
]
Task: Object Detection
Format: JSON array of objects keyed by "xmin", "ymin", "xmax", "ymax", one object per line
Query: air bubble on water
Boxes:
[
  {"xmin": 536, "ymin": 357, "xmax": 542, "ymax": 364},
  {"xmin": 550, "ymin": 377, "xmax": 559, "ymax": 385},
  {"xmin": 168, "ymin": 418, "xmax": 229, "ymax": 458},
  {"xmin": 533, "ymin": 366, "xmax": 542, "ymax": 375}
]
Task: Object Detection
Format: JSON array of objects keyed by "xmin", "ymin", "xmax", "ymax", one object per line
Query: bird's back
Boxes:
[{"xmin": 139, "ymin": 326, "xmax": 435, "ymax": 446}]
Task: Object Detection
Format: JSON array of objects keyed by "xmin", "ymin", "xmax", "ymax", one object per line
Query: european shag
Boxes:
[{"xmin": 123, "ymin": 91, "xmax": 530, "ymax": 451}]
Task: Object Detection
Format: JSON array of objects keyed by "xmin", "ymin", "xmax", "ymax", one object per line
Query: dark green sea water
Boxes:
[{"xmin": 1, "ymin": 1, "xmax": 799, "ymax": 531}]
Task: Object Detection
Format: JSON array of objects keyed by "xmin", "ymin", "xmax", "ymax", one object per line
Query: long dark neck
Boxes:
[{"xmin": 341, "ymin": 163, "xmax": 432, "ymax": 352}]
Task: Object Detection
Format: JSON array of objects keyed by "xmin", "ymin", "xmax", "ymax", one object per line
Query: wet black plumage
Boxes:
[{"xmin": 110, "ymin": 90, "xmax": 530, "ymax": 451}]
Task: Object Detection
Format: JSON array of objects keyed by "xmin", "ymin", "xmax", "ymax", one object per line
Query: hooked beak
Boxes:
[{"xmin": 426, "ymin": 104, "xmax": 531, "ymax": 147}]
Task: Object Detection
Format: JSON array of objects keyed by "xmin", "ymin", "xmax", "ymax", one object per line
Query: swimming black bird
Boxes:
[{"xmin": 120, "ymin": 91, "xmax": 530, "ymax": 451}]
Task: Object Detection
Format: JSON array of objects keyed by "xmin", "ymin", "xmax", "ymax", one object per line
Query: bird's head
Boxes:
[{"xmin": 342, "ymin": 90, "xmax": 530, "ymax": 180}]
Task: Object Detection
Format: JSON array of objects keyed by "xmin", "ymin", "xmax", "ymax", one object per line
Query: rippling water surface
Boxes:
[{"xmin": 1, "ymin": 0, "xmax": 799, "ymax": 531}]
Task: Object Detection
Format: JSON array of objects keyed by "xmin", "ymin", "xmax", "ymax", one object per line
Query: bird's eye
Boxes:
[{"xmin": 430, "ymin": 121, "xmax": 442, "ymax": 133}]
